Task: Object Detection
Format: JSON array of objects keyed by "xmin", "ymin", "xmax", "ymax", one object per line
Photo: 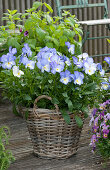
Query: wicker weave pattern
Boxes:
[{"xmin": 21, "ymin": 95, "xmax": 84, "ymax": 159}]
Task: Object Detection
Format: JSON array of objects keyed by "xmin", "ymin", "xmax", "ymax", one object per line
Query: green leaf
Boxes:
[
  {"xmin": 82, "ymin": 91, "xmax": 95, "ymax": 95},
  {"xmin": 44, "ymin": 14, "xmax": 53, "ymax": 23},
  {"xmin": 107, "ymin": 39, "xmax": 110, "ymax": 43},
  {"xmin": 46, "ymin": 42, "xmax": 53, "ymax": 48},
  {"xmin": 33, "ymin": 1, "xmax": 42, "ymax": 9},
  {"xmin": 82, "ymin": 107, "xmax": 89, "ymax": 114},
  {"xmin": 62, "ymin": 92, "xmax": 68, "ymax": 98},
  {"xmin": 7, "ymin": 38, "xmax": 20, "ymax": 50},
  {"xmin": 36, "ymin": 27, "xmax": 46, "ymax": 40},
  {"xmin": 68, "ymin": 100, "xmax": 73, "ymax": 112},
  {"xmin": 48, "ymin": 80, "xmax": 53, "ymax": 84},
  {"xmin": 10, "ymin": 10, "xmax": 18, "ymax": 15},
  {"xmin": 23, "ymin": 94, "xmax": 32, "ymax": 101},
  {"xmin": 61, "ymin": 110, "xmax": 70, "ymax": 124},
  {"xmin": 52, "ymin": 98, "xmax": 59, "ymax": 105},
  {"xmin": 84, "ymin": 113, "xmax": 88, "ymax": 119},
  {"xmin": 75, "ymin": 115, "xmax": 83, "ymax": 128},
  {"xmin": 26, "ymin": 39, "xmax": 36, "ymax": 49},
  {"xmin": 65, "ymin": 98, "xmax": 73, "ymax": 112},
  {"xmin": 59, "ymin": 36, "xmax": 67, "ymax": 46},
  {"xmin": 25, "ymin": 110, "xmax": 29, "ymax": 120},
  {"xmin": 12, "ymin": 104, "xmax": 20, "ymax": 116},
  {"xmin": 44, "ymin": 2, "xmax": 53, "ymax": 13}
]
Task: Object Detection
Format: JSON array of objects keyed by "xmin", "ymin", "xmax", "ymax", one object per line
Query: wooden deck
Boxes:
[{"xmin": 0, "ymin": 98, "xmax": 110, "ymax": 170}]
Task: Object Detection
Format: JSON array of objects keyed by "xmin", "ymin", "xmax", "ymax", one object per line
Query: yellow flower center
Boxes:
[
  {"xmin": 48, "ymin": 57, "xmax": 51, "ymax": 61},
  {"xmin": 76, "ymin": 79, "xmax": 79, "ymax": 83},
  {"xmin": 104, "ymin": 134, "xmax": 107, "ymax": 138},
  {"xmin": 94, "ymin": 129, "xmax": 97, "ymax": 132},
  {"xmin": 93, "ymin": 139, "xmax": 96, "ymax": 143},
  {"xmin": 44, "ymin": 66, "xmax": 47, "ymax": 69},
  {"xmin": 104, "ymin": 84, "xmax": 108, "ymax": 88},
  {"xmin": 64, "ymin": 78, "xmax": 67, "ymax": 82}
]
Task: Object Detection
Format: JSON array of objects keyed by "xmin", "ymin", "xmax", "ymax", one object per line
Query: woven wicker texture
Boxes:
[{"xmin": 21, "ymin": 95, "xmax": 84, "ymax": 159}]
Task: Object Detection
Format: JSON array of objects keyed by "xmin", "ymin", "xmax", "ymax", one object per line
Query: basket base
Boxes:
[{"xmin": 33, "ymin": 149, "xmax": 78, "ymax": 160}]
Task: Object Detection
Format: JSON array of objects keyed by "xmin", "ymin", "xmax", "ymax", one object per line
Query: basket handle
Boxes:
[{"xmin": 33, "ymin": 95, "xmax": 59, "ymax": 112}]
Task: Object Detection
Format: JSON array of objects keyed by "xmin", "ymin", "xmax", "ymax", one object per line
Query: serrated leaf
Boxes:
[
  {"xmin": 75, "ymin": 115, "xmax": 83, "ymax": 128},
  {"xmin": 44, "ymin": 2, "xmax": 53, "ymax": 13},
  {"xmin": 61, "ymin": 110, "xmax": 70, "ymax": 124}
]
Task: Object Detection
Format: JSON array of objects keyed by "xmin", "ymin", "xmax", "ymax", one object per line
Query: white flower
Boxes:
[
  {"xmin": 84, "ymin": 63, "xmax": 97, "ymax": 75},
  {"xmin": 78, "ymin": 53, "xmax": 89, "ymax": 62},
  {"xmin": 12, "ymin": 66, "xmax": 24, "ymax": 78},
  {"xmin": 25, "ymin": 61, "xmax": 35, "ymax": 70}
]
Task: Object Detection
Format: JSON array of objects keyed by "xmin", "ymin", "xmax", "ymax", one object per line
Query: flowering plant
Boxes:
[
  {"xmin": 0, "ymin": 42, "xmax": 108, "ymax": 126},
  {"xmin": 90, "ymin": 100, "xmax": 110, "ymax": 159},
  {"xmin": 0, "ymin": 2, "xmax": 109, "ymax": 126}
]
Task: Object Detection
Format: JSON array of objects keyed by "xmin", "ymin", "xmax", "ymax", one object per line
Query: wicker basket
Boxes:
[{"xmin": 21, "ymin": 95, "xmax": 84, "ymax": 159}]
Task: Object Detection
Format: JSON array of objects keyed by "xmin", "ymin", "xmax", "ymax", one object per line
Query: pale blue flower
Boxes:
[
  {"xmin": 1, "ymin": 54, "xmax": 16, "ymax": 69},
  {"xmin": 60, "ymin": 70, "xmax": 72, "ymax": 85},
  {"xmin": 37, "ymin": 58, "xmax": 50, "ymax": 72},
  {"xmin": 2, "ymin": 60, "xmax": 15, "ymax": 69},
  {"xmin": 72, "ymin": 56, "xmax": 83, "ymax": 68},
  {"xmin": 65, "ymin": 42, "xmax": 75, "ymax": 54},
  {"xmin": 25, "ymin": 60, "xmax": 35, "ymax": 70},
  {"xmin": 9, "ymin": 46, "xmax": 17, "ymax": 55},
  {"xmin": 97, "ymin": 63, "xmax": 102, "ymax": 71},
  {"xmin": 51, "ymin": 62, "xmax": 64, "ymax": 74},
  {"xmin": 20, "ymin": 56, "xmax": 29, "ymax": 65},
  {"xmin": 72, "ymin": 71, "xmax": 84, "ymax": 85},
  {"xmin": 101, "ymin": 82, "xmax": 109, "ymax": 90},
  {"xmin": 64, "ymin": 57, "xmax": 71, "ymax": 66},
  {"xmin": 22, "ymin": 43, "xmax": 32, "ymax": 57},
  {"xmin": 37, "ymin": 47, "xmax": 57, "ymax": 63},
  {"xmin": 104, "ymin": 57, "xmax": 110, "ymax": 66}
]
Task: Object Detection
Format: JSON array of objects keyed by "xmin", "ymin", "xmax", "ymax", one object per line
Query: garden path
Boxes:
[{"xmin": 0, "ymin": 99, "xmax": 110, "ymax": 170}]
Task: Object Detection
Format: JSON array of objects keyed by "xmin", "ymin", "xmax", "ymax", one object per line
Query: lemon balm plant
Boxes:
[{"xmin": 0, "ymin": 1, "xmax": 82, "ymax": 57}]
